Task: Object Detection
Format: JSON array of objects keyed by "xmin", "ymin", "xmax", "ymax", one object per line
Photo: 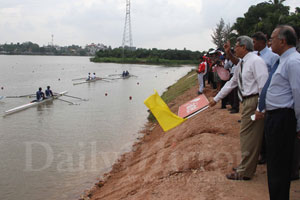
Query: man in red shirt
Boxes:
[{"xmin": 197, "ymin": 57, "xmax": 207, "ymax": 95}]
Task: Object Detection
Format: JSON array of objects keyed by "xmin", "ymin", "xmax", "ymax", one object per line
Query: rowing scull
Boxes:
[
  {"xmin": 73, "ymin": 77, "xmax": 110, "ymax": 85},
  {"xmin": 4, "ymin": 91, "xmax": 68, "ymax": 115}
]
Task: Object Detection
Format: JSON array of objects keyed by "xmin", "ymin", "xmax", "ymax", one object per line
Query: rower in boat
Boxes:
[
  {"xmin": 45, "ymin": 86, "xmax": 53, "ymax": 98},
  {"xmin": 122, "ymin": 70, "xmax": 130, "ymax": 77},
  {"xmin": 86, "ymin": 72, "xmax": 91, "ymax": 81},
  {"xmin": 91, "ymin": 72, "xmax": 96, "ymax": 80},
  {"xmin": 32, "ymin": 87, "xmax": 45, "ymax": 102},
  {"xmin": 4, "ymin": 91, "xmax": 68, "ymax": 116}
]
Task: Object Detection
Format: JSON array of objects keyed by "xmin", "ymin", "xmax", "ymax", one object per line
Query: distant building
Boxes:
[{"xmin": 85, "ymin": 43, "xmax": 107, "ymax": 55}]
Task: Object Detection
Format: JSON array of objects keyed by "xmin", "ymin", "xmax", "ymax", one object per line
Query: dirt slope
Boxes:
[{"xmin": 84, "ymin": 85, "xmax": 300, "ymax": 200}]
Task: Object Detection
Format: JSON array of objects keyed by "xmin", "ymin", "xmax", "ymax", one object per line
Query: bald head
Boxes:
[{"xmin": 271, "ymin": 25, "xmax": 298, "ymax": 55}]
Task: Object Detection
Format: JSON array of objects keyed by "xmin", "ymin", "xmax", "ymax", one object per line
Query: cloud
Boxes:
[
  {"xmin": 167, "ymin": 0, "xmax": 203, "ymax": 13},
  {"xmin": 0, "ymin": 0, "xmax": 298, "ymax": 51}
]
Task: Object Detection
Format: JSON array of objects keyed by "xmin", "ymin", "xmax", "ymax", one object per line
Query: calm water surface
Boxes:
[{"xmin": 0, "ymin": 55, "xmax": 192, "ymax": 200}]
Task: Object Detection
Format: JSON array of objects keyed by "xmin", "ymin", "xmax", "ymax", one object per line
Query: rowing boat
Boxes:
[
  {"xmin": 4, "ymin": 91, "xmax": 68, "ymax": 115},
  {"xmin": 73, "ymin": 77, "xmax": 110, "ymax": 85},
  {"xmin": 112, "ymin": 74, "xmax": 137, "ymax": 80}
]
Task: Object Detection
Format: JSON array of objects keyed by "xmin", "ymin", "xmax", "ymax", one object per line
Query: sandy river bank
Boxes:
[{"xmin": 82, "ymin": 84, "xmax": 300, "ymax": 200}]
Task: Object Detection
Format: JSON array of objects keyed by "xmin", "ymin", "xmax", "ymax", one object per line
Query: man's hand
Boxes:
[
  {"xmin": 255, "ymin": 111, "xmax": 265, "ymax": 120},
  {"xmin": 297, "ymin": 131, "xmax": 300, "ymax": 139},
  {"xmin": 209, "ymin": 100, "xmax": 217, "ymax": 107}
]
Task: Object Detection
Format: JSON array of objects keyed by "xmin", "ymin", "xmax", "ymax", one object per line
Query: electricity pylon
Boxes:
[{"xmin": 122, "ymin": 0, "xmax": 133, "ymax": 50}]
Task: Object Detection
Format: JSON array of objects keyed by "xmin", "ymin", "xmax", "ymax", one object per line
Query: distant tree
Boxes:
[
  {"xmin": 232, "ymin": 1, "xmax": 289, "ymax": 37},
  {"xmin": 211, "ymin": 18, "xmax": 232, "ymax": 50},
  {"xmin": 269, "ymin": 0, "xmax": 286, "ymax": 7},
  {"xmin": 211, "ymin": 18, "xmax": 225, "ymax": 49},
  {"xmin": 281, "ymin": 7, "xmax": 300, "ymax": 28},
  {"xmin": 79, "ymin": 50, "xmax": 86, "ymax": 56}
]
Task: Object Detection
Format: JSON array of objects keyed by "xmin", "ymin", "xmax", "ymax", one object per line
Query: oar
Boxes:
[
  {"xmin": 73, "ymin": 81, "xmax": 87, "ymax": 85},
  {"xmin": 5, "ymin": 94, "xmax": 36, "ymax": 98},
  {"xmin": 94, "ymin": 77, "xmax": 111, "ymax": 82},
  {"xmin": 97, "ymin": 78, "xmax": 110, "ymax": 82},
  {"xmin": 108, "ymin": 74, "xmax": 122, "ymax": 77},
  {"xmin": 62, "ymin": 94, "xmax": 89, "ymax": 101},
  {"xmin": 72, "ymin": 77, "xmax": 86, "ymax": 81},
  {"xmin": 56, "ymin": 98, "xmax": 79, "ymax": 105}
]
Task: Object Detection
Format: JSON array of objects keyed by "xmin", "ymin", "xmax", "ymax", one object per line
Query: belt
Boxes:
[
  {"xmin": 242, "ymin": 93, "xmax": 258, "ymax": 100},
  {"xmin": 266, "ymin": 108, "xmax": 294, "ymax": 115}
]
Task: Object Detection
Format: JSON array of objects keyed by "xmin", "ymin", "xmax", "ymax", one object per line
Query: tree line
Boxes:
[
  {"xmin": 91, "ymin": 47, "xmax": 205, "ymax": 65},
  {"xmin": 212, "ymin": 0, "xmax": 300, "ymax": 49},
  {"xmin": 0, "ymin": 42, "xmax": 89, "ymax": 56},
  {"xmin": 95, "ymin": 47, "xmax": 204, "ymax": 61}
]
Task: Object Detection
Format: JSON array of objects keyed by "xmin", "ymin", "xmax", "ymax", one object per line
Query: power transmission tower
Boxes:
[{"xmin": 122, "ymin": 0, "xmax": 133, "ymax": 50}]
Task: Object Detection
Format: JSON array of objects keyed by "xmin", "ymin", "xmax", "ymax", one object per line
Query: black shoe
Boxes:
[
  {"xmin": 198, "ymin": 91, "xmax": 202, "ymax": 95},
  {"xmin": 226, "ymin": 172, "xmax": 251, "ymax": 181},
  {"xmin": 237, "ymin": 120, "xmax": 241, "ymax": 123},
  {"xmin": 221, "ymin": 106, "xmax": 226, "ymax": 109},
  {"xmin": 230, "ymin": 109, "xmax": 239, "ymax": 114}
]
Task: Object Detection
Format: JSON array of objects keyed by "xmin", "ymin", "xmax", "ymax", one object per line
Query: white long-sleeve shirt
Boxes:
[{"xmin": 214, "ymin": 52, "xmax": 268, "ymax": 102}]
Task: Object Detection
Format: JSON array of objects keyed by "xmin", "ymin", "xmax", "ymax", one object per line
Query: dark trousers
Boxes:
[
  {"xmin": 208, "ymin": 72, "xmax": 216, "ymax": 89},
  {"xmin": 265, "ymin": 108, "xmax": 297, "ymax": 200},
  {"xmin": 260, "ymin": 132, "xmax": 267, "ymax": 160},
  {"xmin": 291, "ymin": 137, "xmax": 300, "ymax": 179},
  {"xmin": 228, "ymin": 87, "xmax": 240, "ymax": 111},
  {"xmin": 221, "ymin": 80, "xmax": 228, "ymax": 108}
]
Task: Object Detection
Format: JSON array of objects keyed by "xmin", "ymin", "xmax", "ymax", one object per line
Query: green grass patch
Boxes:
[{"xmin": 147, "ymin": 70, "xmax": 198, "ymax": 121}]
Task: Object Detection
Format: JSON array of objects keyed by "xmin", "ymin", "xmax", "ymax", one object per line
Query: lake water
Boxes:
[{"xmin": 0, "ymin": 55, "xmax": 192, "ymax": 200}]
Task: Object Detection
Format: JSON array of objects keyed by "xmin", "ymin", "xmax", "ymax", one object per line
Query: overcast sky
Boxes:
[{"xmin": 0, "ymin": 0, "xmax": 298, "ymax": 51}]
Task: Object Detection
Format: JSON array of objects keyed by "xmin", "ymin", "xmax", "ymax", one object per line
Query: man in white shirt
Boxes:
[
  {"xmin": 87, "ymin": 72, "xmax": 91, "ymax": 81},
  {"xmin": 209, "ymin": 36, "xmax": 268, "ymax": 180},
  {"xmin": 91, "ymin": 72, "xmax": 96, "ymax": 80}
]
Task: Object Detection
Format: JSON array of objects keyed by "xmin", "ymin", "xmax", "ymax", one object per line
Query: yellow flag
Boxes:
[{"xmin": 144, "ymin": 90, "xmax": 186, "ymax": 132}]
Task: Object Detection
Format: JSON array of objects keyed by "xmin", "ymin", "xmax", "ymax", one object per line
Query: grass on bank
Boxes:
[
  {"xmin": 90, "ymin": 57, "xmax": 199, "ymax": 66},
  {"xmin": 147, "ymin": 70, "xmax": 198, "ymax": 121}
]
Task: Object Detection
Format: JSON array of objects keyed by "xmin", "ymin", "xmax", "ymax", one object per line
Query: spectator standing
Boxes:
[
  {"xmin": 197, "ymin": 57, "xmax": 206, "ymax": 95},
  {"xmin": 209, "ymin": 36, "xmax": 268, "ymax": 180},
  {"xmin": 255, "ymin": 25, "xmax": 300, "ymax": 200},
  {"xmin": 224, "ymin": 53, "xmax": 240, "ymax": 114},
  {"xmin": 252, "ymin": 31, "xmax": 279, "ymax": 165}
]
